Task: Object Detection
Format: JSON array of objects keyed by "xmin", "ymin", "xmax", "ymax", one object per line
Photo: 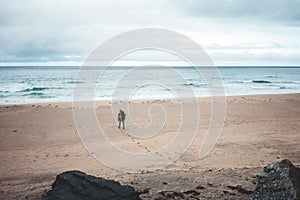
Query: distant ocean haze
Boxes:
[{"xmin": 0, "ymin": 66, "xmax": 299, "ymax": 104}]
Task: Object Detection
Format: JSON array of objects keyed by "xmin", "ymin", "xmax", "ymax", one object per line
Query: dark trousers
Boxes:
[{"xmin": 118, "ymin": 120, "xmax": 125, "ymax": 130}]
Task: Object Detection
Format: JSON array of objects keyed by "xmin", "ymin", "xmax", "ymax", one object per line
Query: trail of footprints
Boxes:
[{"xmin": 121, "ymin": 129, "xmax": 178, "ymax": 164}]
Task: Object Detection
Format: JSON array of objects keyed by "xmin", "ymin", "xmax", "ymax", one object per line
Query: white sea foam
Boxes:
[{"xmin": 0, "ymin": 66, "xmax": 299, "ymax": 104}]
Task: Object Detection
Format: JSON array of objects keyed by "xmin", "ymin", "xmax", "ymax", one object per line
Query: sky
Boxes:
[{"xmin": 0, "ymin": 0, "xmax": 300, "ymax": 66}]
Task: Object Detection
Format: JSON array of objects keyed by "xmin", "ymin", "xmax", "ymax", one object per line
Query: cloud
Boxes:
[
  {"xmin": 172, "ymin": 0, "xmax": 300, "ymax": 25},
  {"xmin": 209, "ymin": 50, "xmax": 300, "ymax": 66},
  {"xmin": 0, "ymin": 0, "xmax": 172, "ymax": 62},
  {"xmin": 0, "ymin": 0, "xmax": 299, "ymax": 66}
]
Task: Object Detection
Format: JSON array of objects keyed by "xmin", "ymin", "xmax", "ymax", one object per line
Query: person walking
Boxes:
[{"xmin": 118, "ymin": 110, "xmax": 126, "ymax": 130}]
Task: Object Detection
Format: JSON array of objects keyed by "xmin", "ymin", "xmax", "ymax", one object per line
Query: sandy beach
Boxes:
[{"xmin": 0, "ymin": 93, "xmax": 299, "ymax": 199}]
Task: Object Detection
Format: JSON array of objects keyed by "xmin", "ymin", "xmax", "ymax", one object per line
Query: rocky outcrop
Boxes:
[
  {"xmin": 252, "ymin": 159, "xmax": 300, "ymax": 200},
  {"xmin": 42, "ymin": 170, "xmax": 141, "ymax": 200}
]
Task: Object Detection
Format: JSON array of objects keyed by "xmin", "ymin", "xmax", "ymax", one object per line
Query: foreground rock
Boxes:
[
  {"xmin": 42, "ymin": 170, "xmax": 141, "ymax": 200},
  {"xmin": 252, "ymin": 159, "xmax": 300, "ymax": 200}
]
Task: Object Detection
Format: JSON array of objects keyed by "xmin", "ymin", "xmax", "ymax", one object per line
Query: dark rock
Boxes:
[
  {"xmin": 42, "ymin": 170, "xmax": 141, "ymax": 200},
  {"xmin": 251, "ymin": 159, "xmax": 300, "ymax": 200}
]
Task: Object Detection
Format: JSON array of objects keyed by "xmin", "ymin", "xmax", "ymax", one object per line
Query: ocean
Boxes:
[{"xmin": 0, "ymin": 66, "xmax": 299, "ymax": 104}]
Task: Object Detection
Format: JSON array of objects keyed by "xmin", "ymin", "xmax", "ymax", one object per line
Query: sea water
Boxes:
[{"xmin": 0, "ymin": 66, "xmax": 299, "ymax": 104}]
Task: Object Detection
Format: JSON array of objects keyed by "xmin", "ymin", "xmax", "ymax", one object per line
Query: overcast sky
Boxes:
[{"xmin": 1, "ymin": 0, "xmax": 300, "ymax": 66}]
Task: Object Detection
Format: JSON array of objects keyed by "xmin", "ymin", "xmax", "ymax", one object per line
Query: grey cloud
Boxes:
[
  {"xmin": 0, "ymin": 0, "xmax": 300, "ymax": 65},
  {"xmin": 0, "ymin": 0, "xmax": 171, "ymax": 62},
  {"xmin": 172, "ymin": 0, "xmax": 300, "ymax": 25}
]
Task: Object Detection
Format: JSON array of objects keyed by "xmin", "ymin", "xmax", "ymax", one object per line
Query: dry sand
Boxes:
[{"xmin": 0, "ymin": 93, "xmax": 299, "ymax": 199}]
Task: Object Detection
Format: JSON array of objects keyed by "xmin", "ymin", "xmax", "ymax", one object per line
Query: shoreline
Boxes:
[
  {"xmin": 0, "ymin": 93, "xmax": 299, "ymax": 199},
  {"xmin": 1, "ymin": 92, "xmax": 299, "ymax": 106}
]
